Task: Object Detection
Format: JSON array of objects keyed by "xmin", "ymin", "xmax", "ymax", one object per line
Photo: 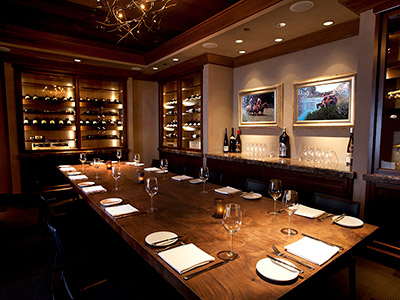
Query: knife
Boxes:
[
  {"xmin": 152, "ymin": 235, "xmax": 183, "ymax": 245},
  {"xmin": 331, "ymin": 213, "xmax": 346, "ymax": 225},
  {"xmin": 183, "ymin": 260, "xmax": 229, "ymax": 280},
  {"xmin": 267, "ymin": 255, "xmax": 304, "ymax": 274},
  {"xmin": 301, "ymin": 233, "xmax": 344, "ymax": 250}
]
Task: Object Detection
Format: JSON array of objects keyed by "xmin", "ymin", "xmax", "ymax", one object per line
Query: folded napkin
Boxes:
[
  {"xmin": 60, "ymin": 167, "xmax": 76, "ymax": 172},
  {"xmin": 144, "ymin": 167, "xmax": 161, "ymax": 172},
  {"xmin": 126, "ymin": 162, "xmax": 144, "ymax": 166},
  {"xmin": 284, "ymin": 237, "xmax": 340, "ymax": 266},
  {"xmin": 68, "ymin": 175, "xmax": 88, "ymax": 181},
  {"xmin": 294, "ymin": 204, "xmax": 325, "ymax": 218},
  {"xmin": 215, "ymin": 186, "xmax": 241, "ymax": 195},
  {"xmin": 82, "ymin": 185, "xmax": 107, "ymax": 194},
  {"xmin": 171, "ymin": 175, "xmax": 193, "ymax": 181},
  {"xmin": 158, "ymin": 243, "xmax": 215, "ymax": 274},
  {"xmin": 105, "ymin": 204, "xmax": 139, "ymax": 217}
]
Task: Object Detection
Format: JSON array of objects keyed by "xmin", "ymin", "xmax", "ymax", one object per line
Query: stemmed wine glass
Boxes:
[
  {"xmin": 93, "ymin": 157, "xmax": 101, "ymax": 179},
  {"xmin": 268, "ymin": 179, "xmax": 282, "ymax": 215},
  {"xmin": 145, "ymin": 177, "xmax": 159, "ymax": 212},
  {"xmin": 217, "ymin": 203, "xmax": 242, "ymax": 261},
  {"xmin": 79, "ymin": 153, "xmax": 86, "ymax": 171},
  {"xmin": 111, "ymin": 165, "xmax": 121, "ymax": 191},
  {"xmin": 116, "ymin": 150, "xmax": 122, "ymax": 164},
  {"xmin": 134, "ymin": 153, "xmax": 141, "ymax": 165},
  {"xmin": 281, "ymin": 190, "xmax": 299, "ymax": 235},
  {"xmin": 199, "ymin": 166, "xmax": 209, "ymax": 194},
  {"xmin": 160, "ymin": 159, "xmax": 168, "ymax": 172}
]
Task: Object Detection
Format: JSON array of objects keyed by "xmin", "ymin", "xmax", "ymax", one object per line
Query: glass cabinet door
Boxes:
[{"xmin": 161, "ymin": 80, "xmax": 178, "ymax": 148}]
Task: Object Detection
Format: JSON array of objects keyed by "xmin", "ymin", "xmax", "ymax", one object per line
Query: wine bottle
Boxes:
[
  {"xmin": 32, "ymin": 118, "xmax": 39, "ymax": 125},
  {"xmin": 346, "ymin": 128, "xmax": 354, "ymax": 168},
  {"xmin": 235, "ymin": 129, "xmax": 242, "ymax": 153},
  {"xmin": 32, "ymin": 95, "xmax": 39, "ymax": 100},
  {"xmin": 223, "ymin": 128, "xmax": 229, "ymax": 153},
  {"xmin": 24, "ymin": 117, "xmax": 30, "ymax": 125},
  {"xmin": 229, "ymin": 128, "xmax": 236, "ymax": 153},
  {"xmin": 279, "ymin": 127, "xmax": 290, "ymax": 158}
]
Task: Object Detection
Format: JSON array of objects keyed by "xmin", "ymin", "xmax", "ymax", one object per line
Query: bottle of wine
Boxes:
[
  {"xmin": 235, "ymin": 129, "xmax": 242, "ymax": 153},
  {"xmin": 223, "ymin": 128, "xmax": 229, "ymax": 153},
  {"xmin": 229, "ymin": 128, "xmax": 236, "ymax": 153},
  {"xmin": 279, "ymin": 127, "xmax": 290, "ymax": 158},
  {"xmin": 346, "ymin": 128, "xmax": 354, "ymax": 168},
  {"xmin": 24, "ymin": 117, "xmax": 30, "ymax": 125}
]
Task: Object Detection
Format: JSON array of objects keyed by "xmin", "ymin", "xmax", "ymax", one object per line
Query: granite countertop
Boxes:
[
  {"xmin": 158, "ymin": 147, "xmax": 203, "ymax": 157},
  {"xmin": 363, "ymin": 173, "xmax": 400, "ymax": 184},
  {"xmin": 206, "ymin": 152, "xmax": 355, "ymax": 179}
]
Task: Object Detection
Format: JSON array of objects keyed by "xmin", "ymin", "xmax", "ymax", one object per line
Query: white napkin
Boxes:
[
  {"xmin": 144, "ymin": 167, "xmax": 161, "ymax": 172},
  {"xmin": 294, "ymin": 204, "xmax": 325, "ymax": 218},
  {"xmin": 215, "ymin": 186, "xmax": 241, "ymax": 195},
  {"xmin": 171, "ymin": 175, "xmax": 193, "ymax": 181},
  {"xmin": 284, "ymin": 237, "xmax": 340, "ymax": 266},
  {"xmin": 126, "ymin": 162, "xmax": 144, "ymax": 166},
  {"xmin": 60, "ymin": 167, "xmax": 76, "ymax": 172},
  {"xmin": 158, "ymin": 243, "xmax": 215, "ymax": 274},
  {"xmin": 82, "ymin": 185, "xmax": 107, "ymax": 194},
  {"xmin": 105, "ymin": 204, "xmax": 138, "ymax": 217},
  {"xmin": 68, "ymin": 175, "xmax": 88, "ymax": 181}
]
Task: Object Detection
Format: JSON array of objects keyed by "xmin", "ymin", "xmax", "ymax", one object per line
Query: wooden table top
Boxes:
[{"xmin": 61, "ymin": 163, "xmax": 378, "ymax": 300}]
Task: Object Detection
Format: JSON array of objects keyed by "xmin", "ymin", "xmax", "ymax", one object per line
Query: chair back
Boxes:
[
  {"xmin": 151, "ymin": 159, "xmax": 160, "ymax": 168},
  {"xmin": 244, "ymin": 178, "xmax": 269, "ymax": 197},
  {"xmin": 313, "ymin": 193, "xmax": 360, "ymax": 217}
]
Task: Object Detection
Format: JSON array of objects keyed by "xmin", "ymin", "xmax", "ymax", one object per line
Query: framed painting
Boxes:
[
  {"xmin": 238, "ymin": 84, "xmax": 282, "ymax": 127},
  {"xmin": 293, "ymin": 73, "xmax": 356, "ymax": 127}
]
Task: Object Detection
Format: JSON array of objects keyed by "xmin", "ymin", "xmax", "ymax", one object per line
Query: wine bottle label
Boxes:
[
  {"xmin": 223, "ymin": 146, "xmax": 229, "ymax": 152},
  {"xmin": 346, "ymin": 152, "xmax": 353, "ymax": 166},
  {"xmin": 279, "ymin": 143, "xmax": 287, "ymax": 157}
]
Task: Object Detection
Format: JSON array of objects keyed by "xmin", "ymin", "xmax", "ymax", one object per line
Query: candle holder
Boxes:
[
  {"xmin": 137, "ymin": 171, "xmax": 145, "ymax": 184},
  {"xmin": 212, "ymin": 198, "xmax": 225, "ymax": 218},
  {"xmin": 106, "ymin": 160, "xmax": 113, "ymax": 170}
]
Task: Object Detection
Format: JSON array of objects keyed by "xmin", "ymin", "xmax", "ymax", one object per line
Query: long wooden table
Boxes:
[{"xmin": 60, "ymin": 163, "xmax": 378, "ymax": 300}]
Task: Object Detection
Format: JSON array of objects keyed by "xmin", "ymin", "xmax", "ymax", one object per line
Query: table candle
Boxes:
[
  {"xmin": 106, "ymin": 161, "xmax": 112, "ymax": 170},
  {"xmin": 213, "ymin": 198, "xmax": 224, "ymax": 218},
  {"xmin": 137, "ymin": 171, "xmax": 144, "ymax": 184}
]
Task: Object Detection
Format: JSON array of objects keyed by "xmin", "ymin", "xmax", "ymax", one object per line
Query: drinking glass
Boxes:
[
  {"xmin": 217, "ymin": 203, "xmax": 242, "ymax": 261},
  {"xmin": 134, "ymin": 153, "xmax": 141, "ymax": 164},
  {"xmin": 199, "ymin": 166, "xmax": 209, "ymax": 194},
  {"xmin": 281, "ymin": 190, "xmax": 299, "ymax": 235},
  {"xmin": 79, "ymin": 153, "xmax": 86, "ymax": 171},
  {"xmin": 116, "ymin": 150, "xmax": 122, "ymax": 163},
  {"xmin": 268, "ymin": 179, "xmax": 282, "ymax": 215},
  {"xmin": 111, "ymin": 165, "xmax": 121, "ymax": 191},
  {"xmin": 160, "ymin": 159, "xmax": 168, "ymax": 171},
  {"xmin": 93, "ymin": 157, "xmax": 101, "ymax": 179},
  {"xmin": 145, "ymin": 177, "xmax": 159, "ymax": 212}
]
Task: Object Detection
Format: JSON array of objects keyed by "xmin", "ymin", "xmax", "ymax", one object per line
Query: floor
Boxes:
[{"xmin": 1, "ymin": 194, "xmax": 400, "ymax": 300}]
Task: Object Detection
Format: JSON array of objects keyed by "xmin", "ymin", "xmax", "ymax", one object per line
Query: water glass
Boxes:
[
  {"xmin": 116, "ymin": 150, "xmax": 122, "ymax": 163},
  {"xmin": 93, "ymin": 157, "xmax": 101, "ymax": 179},
  {"xmin": 281, "ymin": 190, "xmax": 299, "ymax": 235},
  {"xmin": 199, "ymin": 166, "xmax": 209, "ymax": 194},
  {"xmin": 111, "ymin": 165, "xmax": 121, "ymax": 191},
  {"xmin": 160, "ymin": 159, "xmax": 168, "ymax": 171},
  {"xmin": 268, "ymin": 179, "xmax": 282, "ymax": 215},
  {"xmin": 134, "ymin": 153, "xmax": 141, "ymax": 164},
  {"xmin": 146, "ymin": 177, "xmax": 159, "ymax": 212},
  {"xmin": 79, "ymin": 153, "xmax": 87, "ymax": 171},
  {"xmin": 217, "ymin": 203, "xmax": 242, "ymax": 261}
]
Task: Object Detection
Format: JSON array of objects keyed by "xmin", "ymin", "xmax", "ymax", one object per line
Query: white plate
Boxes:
[
  {"xmin": 78, "ymin": 181, "xmax": 95, "ymax": 187},
  {"xmin": 100, "ymin": 198, "xmax": 123, "ymax": 206},
  {"xmin": 145, "ymin": 231, "xmax": 178, "ymax": 247},
  {"xmin": 256, "ymin": 258, "xmax": 299, "ymax": 282},
  {"xmin": 333, "ymin": 215, "xmax": 363, "ymax": 228},
  {"xmin": 67, "ymin": 171, "xmax": 81, "ymax": 176},
  {"xmin": 156, "ymin": 170, "xmax": 168, "ymax": 174},
  {"xmin": 59, "ymin": 165, "xmax": 71, "ymax": 168},
  {"xmin": 182, "ymin": 126, "xmax": 195, "ymax": 132},
  {"xmin": 242, "ymin": 192, "xmax": 262, "ymax": 200},
  {"xmin": 189, "ymin": 178, "xmax": 203, "ymax": 184}
]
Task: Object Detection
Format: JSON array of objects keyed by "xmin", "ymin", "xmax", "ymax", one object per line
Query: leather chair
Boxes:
[
  {"xmin": 313, "ymin": 193, "xmax": 360, "ymax": 217},
  {"xmin": 244, "ymin": 178, "xmax": 269, "ymax": 197}
]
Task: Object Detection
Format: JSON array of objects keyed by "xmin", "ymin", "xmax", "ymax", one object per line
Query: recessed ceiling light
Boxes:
[
  {"xmin": 235, "ymin": 39, "xmax": 243, "ymax": 44},
  {"xmin": 74, "ymin": 58, "xmax": 82, "ymax": 63},
  {"xmin": 274, "ymin": 38, "xmax": 284, "ymax": 43},
  {"xmin": 238, "ymin": 50, "xmax": 246, "ymax": 54},
  {"xmin": 152, "ymin": 67, "xmax": 159, "ymax": 71},
  {"xmin": 0, "ymin": 46, "xmax": 11, "ymax": 52},
  {"xmin": 323, "ymin": 20, "xmax": 334, "ymax": 27},
  {"xmin": 202, "ymin": 42, "xmax": 218, "ymax": 49},
  {"xmin": 290, "ymin": 1, "xmax": 314, "ymax": 12},
  {"xmin": 277, "ymin": 22, "xmax": 286, "ymax": 28},
  {"xmin": 172, "ymin": 58, "xmax": 179, "ymax": 62},
  {"xmin": 131, "ymin": 66, "xmax": 142, "ymax": 71}
]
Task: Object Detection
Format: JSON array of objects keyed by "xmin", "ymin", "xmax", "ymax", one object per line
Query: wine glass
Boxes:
[
  {"xmin": 79, "ymin": 153, "xmax": 86, "ymax": 171},
  {"xmin": 93, "ymin": 157, "xmax": 101, "ymax": 179},
  {"xmin": 160, "ymin": 159, "xmax": 168, "ymax": 172},
  {"xmin": 134, "ymin": 153, "xmax": 141, "ymax": 165},
  {"xmin": 281, "ymin": 190, "xmax": 299, "ymax": 236},
  {"xmin": 145, "ymin": 177, "xmax": 159, "ymax": 212},
  {"xmin": 116, "ymin": 150, "xmax": 122, "ymax": 164},
  {"xmin": 217, "ymin": 203, "xmax": 242, "ymax": 261},
  {"xmin": 199, "ymin": 166, "xmax": 209, "ymax": 194},
  {"xmin": 268, "ymin": 179, "xmax": 282, "ymax": 215},
  {"xmin": 111, "ymin": 165, "xmax": 121, "ymax": 191}
]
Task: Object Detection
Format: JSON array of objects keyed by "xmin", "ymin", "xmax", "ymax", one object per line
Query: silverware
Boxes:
[
  {"xmin": 318, "ymin": 213, "xmax": 333, "ymax": 222},
  {"xmin": 301, "ymin": 233, "xmax": 344, "ymax": 250},
  {"xmin": 114, "ymin": 211, "xmax": 146, "ymax": 219},
  {"xmin": 152, "ymin": 235, "xmax": 183, "ymax": 246},
  {"xmin": 267, "ymin": 255, "xmax": 304, "ymax": 274},
  {"xmin": 272, "ymin": 245, "xmax": 315, "ymax": 270},
  {"xmin": 183, "ymin": 260, "xmax": 229, "ymax": 280},
  {"xmin": 331, "ymin": 213, "xmax": 346, "ymax": 225},
  {"xmin": 154, "ymin": 239, "xmax": 187, "ymax": 254}
]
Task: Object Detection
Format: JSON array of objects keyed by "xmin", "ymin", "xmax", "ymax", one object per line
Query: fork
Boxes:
[
  {"xmin": 318, "ymin": 213, "xmax": 333, "ymax": 222},
  {"xmin": 154, "ymin": 238, "xmax": 188, "ymax": 254},
  {"xmin": 272, "ymin": 245, "xmax": 315, "ymax": 270}
]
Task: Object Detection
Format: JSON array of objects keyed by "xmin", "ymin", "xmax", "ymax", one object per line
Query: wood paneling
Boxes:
[{"xmin": 339, "ymin": 0, "xmax": 400, "ymax": 14}]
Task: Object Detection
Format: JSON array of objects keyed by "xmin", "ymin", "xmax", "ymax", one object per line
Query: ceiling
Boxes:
[{"xmin": 0, "ymin": 0, "xmax": 388, "ymax": 76}]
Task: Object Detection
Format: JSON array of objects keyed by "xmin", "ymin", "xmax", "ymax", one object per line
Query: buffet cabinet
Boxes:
[
  {"xmin": 160, "ymin": 71, "xmax": 202, "ymax": 151},
  {"xmin": 18, "ymin": 69, "xmax": 126, "ymax": 152}
]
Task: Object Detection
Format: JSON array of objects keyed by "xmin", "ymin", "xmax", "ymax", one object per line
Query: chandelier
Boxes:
[{"xmin": 96, "ymin": 0, "xmax": 176, "ymax": 43}]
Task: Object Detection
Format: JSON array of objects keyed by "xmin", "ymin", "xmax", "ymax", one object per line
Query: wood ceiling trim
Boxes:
[
  {"xmin": 145, "ymin": 0, "xmax": 283, "ymax": 64},
  {"xmin": 233, "ymin": 19, "xmax": 360, "ymax": 68},
  {"xmin": 338, "ymin": 0, "xmax": 398, "ymax": 15}
]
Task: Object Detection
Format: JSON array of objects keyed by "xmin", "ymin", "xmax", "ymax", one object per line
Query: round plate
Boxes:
[
  {"xmin": 59, "ymin": 165, "xmax": 71, "ymax": 168},
  {"xmin": 332, "ymin": 215, "xmax": 364, "ymax": 228},
  {"xmin": 256, "ymin": 258, "xmax": 299, "ymax": 282},
  {"xmin": 145, "ymin": 231, "xmax": 178, "ymax": 247},
  {"xmin": 189, "ymin": 178, "xmax": 203, "ymax": 184},
  {"xmin": 242, "ymin": 192, "xmax": 262, "ymax": 200},
  {"xmin": 78, "ymin": 181, "xmax": 95, "ymax": 187},
  {"xmin": 100, "ymin": 198, "xmax": 123, "ymax": 206},
  {"xmin": 67, "ymin": 171, "xmax": 81, "ymax": 176}
]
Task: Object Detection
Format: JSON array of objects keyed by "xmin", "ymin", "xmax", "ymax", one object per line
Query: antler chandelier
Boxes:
[{"xmin": 96, "ymin": 0, "xmax": 176, "ymax": 43}]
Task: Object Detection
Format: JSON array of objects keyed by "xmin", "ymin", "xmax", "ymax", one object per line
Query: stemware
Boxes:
[
  {"xmin": 145, "ymin": 177, "xmax": 159, "ymax": 212},
  {"xmin": 111, "ymin": 165, "xmax": 121, "ymax": 191},
  {"xmin": 79, "ymin": 153, "xmax": 87, "ymax": 171},
  {"xmin": 93, "ymin": 157, "xmax": 101, "ymax": 179},
  {"xmin": 217, "ymin": 203, "xmax": 242, "ymax": 261},
  {"xmin": 268, "ymin": 179, "xmax": 282, "ymax": 215},
  {"xmin": 199, "ymin": 166, "xmax": 209, "ymax": 194},
  {"xmin": 134, "ymin": 153, "xmax": 141, "ymax": 164},
  {"xmin": 160, "ymin": 159, "xmax": 168, "ymax": 171},
  {"xmin": 116, "ymin": 150, "xmax": 122, "ymax": 163},
  {"xmin": 281, "ymin": 190, "xmax": 299, "ymax": 235}
]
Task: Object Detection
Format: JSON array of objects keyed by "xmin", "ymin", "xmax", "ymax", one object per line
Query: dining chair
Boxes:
[
  {"xmin": 151, "ymin": 159, "xmax": 160, "ymax": 168},
  {"xmin": 244, "ymin": 178, "xmax": 269, "ymax": 197},
  {"xmin": 313, "ymin": 193, "xmax": 360, "ymax": 217},
  {"xmin": 208, "ymin": 172, "xmax": 223, "ymax": 185}
]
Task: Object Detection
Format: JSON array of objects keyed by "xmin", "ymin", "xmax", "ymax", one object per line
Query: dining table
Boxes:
[{"xmin": 59, "ymin": 162, "xmax": 378, "ymax": 300}]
